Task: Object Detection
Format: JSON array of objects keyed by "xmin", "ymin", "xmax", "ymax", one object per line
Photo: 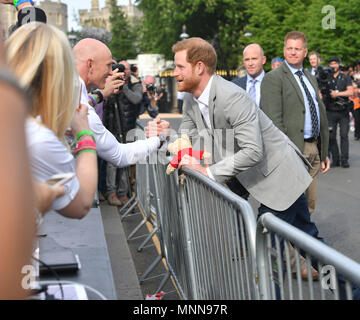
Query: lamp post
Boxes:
[{"xmin": 179, "ymin": 25, "xmax": 189, "ymax": 41}]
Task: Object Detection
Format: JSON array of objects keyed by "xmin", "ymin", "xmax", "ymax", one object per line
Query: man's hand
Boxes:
[
  {"xmin": 100, "ymin": 69, "xmax": 125, "ymax": 98},
  {"xmin": 321, "ymin": 156, "xmax": 330, "ymax": 174},
  {"xmin": 330, "ymin": 90, "xmax": 338, "ymax": 98},
  {"xmin": 178, "ymin": 154, "xmax": 208, "ymax": 176},
  {"xmin": 146, "ymin": 118, "xmax": 170, "ymax": 138}
]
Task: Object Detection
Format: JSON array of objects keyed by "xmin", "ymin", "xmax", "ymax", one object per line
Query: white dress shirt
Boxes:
[
  {"xmin": 192, "ymin": 75, "xmax": 215, "ymax": 179},
  {"xmin": 80, "ymin": 77, "xmax": 160, "ymax": 167},
  {"xmin": 246, "ymin": 71, "xmax": 265, "ymax": 107}
]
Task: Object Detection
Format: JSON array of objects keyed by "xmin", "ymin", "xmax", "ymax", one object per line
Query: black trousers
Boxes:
[
  {"xmin": 353, "ymin": 108, "xmax": 360, "ymax": 139},
  {"xmin": 327, "ymin": 110, "xmax": 350, "ymax": 162}
]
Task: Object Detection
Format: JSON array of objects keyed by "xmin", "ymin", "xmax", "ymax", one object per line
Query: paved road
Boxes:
[{"xmin": 313, "ymin": 136, "xmax": 360, "ymax": 263}]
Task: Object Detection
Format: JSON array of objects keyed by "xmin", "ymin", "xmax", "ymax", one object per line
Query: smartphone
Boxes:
[{"xmin": 46, "ymin": 172, "xmax": 75, "ymax": 187}]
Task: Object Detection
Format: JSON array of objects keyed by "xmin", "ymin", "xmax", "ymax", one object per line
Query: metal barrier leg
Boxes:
[
  {"xmin": 137, "ymin": 225, "xmax": 158, "ymax": 252},
  {"xmin": 120, "ymin": 198, "xmax": 139, "ymax": 221},
  {"xmin": 156, "ymin": 270, "xmax": 170, "ymax": 293},
  {"xmin": 139, "ymin": 254, "xmax": 163, "ymax": 283},
  {"xmin": 127, "ymin": 218, "xmax": 147, "ymax": 241},
  {"xmin": 118, "ymin": 193, "xmax": 137, "ymax": 215}
]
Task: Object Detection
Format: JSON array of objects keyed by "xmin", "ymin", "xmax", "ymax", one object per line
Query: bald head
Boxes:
[
  {"xmin": 144, "ymin": 75, "xmax": 155, "ymax": 85},
  {"xmin": 73, "ymin": 38, "xmax": 113, "ymax": 89},
  {"xmin": 243, "ymin": 43, "xmax": 266, "ymax": 79},
  {"xmin": 243, "ymin": 44, "xmax": 264, "ymax": 57}
]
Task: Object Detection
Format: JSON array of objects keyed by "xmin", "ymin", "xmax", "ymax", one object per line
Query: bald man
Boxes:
[
  {"xmin": 73, "ymin": 38, "xmax": 169, "ymax": 172},
  {"xmin": 232, "ymin": 43, "xmax": 266, "ymax": 107}
]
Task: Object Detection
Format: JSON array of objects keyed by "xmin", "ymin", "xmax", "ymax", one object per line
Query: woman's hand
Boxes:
[{"xmin": 70, "ymin": 103, "xmax": 90, "ymax": 138}]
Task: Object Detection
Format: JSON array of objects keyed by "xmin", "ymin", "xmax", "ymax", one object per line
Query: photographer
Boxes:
[
  {"xmin": 320, "ymin": 57, "xmax": 353, "ymax": 168},
  {"xmin": 140, "ymin": 75, "xmax": 159, "ymax": 118},
  {"xmin": 102, "ymin": 60, "xmax": 143, "ymax": 206}
]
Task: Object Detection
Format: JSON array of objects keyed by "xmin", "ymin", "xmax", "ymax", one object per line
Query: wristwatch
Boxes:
[
  {"xmin": 159, "ymin": 133, "xmax": 168, "ymax": 148},
  {"xmin": 91, "ymin": 89, "xmax": 104, "ymax": 104}
]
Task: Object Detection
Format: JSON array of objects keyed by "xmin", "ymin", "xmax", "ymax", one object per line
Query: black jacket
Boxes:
[{"xmin": 103, "ymin": 76, "xmax": 143, "ymax": 141}]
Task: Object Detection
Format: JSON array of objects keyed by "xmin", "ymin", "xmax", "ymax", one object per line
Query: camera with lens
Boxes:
[
  {"xmin": 146, "ymin": 83, "xmax": 155, "ymax": 94},
  {"xmin": 112, "ymin": 63, "xmax": 125, "ymax": 81},
  {"xmin": 316, "ymin": 65, "xmax": 334, "ymax": 86},
  {"xmin": 316, "ymin": 66, "xmax": 352, "ymax": 111}
]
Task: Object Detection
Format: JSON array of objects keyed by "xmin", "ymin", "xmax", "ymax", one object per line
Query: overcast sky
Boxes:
[{"xmin": 55, "ymin": 0, "xmax": 131, "ymax": 31}]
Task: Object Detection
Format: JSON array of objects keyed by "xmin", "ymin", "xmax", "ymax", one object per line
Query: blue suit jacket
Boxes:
[{"xmin": 231, "ymin": 76, "xmax": 247, "ymax": 90}]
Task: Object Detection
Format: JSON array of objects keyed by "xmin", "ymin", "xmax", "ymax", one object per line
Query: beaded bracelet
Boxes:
[
  {"xmin": 75, "ymin": 146, "xmax": 97, "ymax": 157},
  {"xmin": 77, "ymin": 139, "xmax": 96, "ymax": 149},
  {"xmin": 76, "ymin": 130, "xmax": 95, "ymax": 142},
  {"xmin": 13, "ymin": 0, "xmax": 34, "ymax": 8},
  {"xmin": 75, "ymin": 139, "xmax": 96, "ymax": 156},
  {"xmin": 88, "ymin": 94, "xmax": 98, "ymax": 106},
  {"xmin": 76, "ymin": 149, "xmax": 97, "ymax": 158}
]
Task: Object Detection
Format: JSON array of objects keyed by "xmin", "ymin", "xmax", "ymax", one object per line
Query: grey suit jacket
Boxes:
[{"xmin": 179, "ymin": 75, "xmax": 312, "ymax": 211}]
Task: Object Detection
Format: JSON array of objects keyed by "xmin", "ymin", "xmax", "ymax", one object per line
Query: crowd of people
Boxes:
[{"xmin": 0, "ymin": 0, "xmax": 359, "ymax": 300}]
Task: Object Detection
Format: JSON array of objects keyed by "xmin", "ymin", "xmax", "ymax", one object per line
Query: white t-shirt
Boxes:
[
  {"xmin": 80, "ymin": 77, "xmax": 160, "ymax": 167},
  {"xmin": 26, "ymin": 119, "xmax": 80, "ymax": 211}
]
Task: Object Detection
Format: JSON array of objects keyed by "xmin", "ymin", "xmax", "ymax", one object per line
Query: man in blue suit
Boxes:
[{"xmin": 232, "ymin": 43, "xmax": 266, "ymax": 108}]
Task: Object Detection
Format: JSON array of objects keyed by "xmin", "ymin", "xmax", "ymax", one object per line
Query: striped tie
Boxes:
[
  {"xmin": 295, "ymin": 70, "xmax": 320, "ymax": 138},
  {"xmin": 248, "ymin": 79, "xmax": 257, "ymax": 102}
]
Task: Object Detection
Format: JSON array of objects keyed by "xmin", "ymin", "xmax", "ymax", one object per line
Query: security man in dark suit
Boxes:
[{"xmin": 232, "ymin": 44, "xmax": 266, "ymax": 108}]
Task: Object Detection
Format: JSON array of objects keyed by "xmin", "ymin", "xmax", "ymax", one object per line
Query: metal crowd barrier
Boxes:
[
  {"xmin": 176, "ymin": 167, "xmax": 258, "ymax": 300},
  {"xmin": 124, "ymin": 121, "xmax": 360, "ymax": 300},
  {"xmin": 119, "ymin": 121, "xmax": 158, "ymax": 253},
  {"xmin": 256, "ymin": 212, "xmax": 360, "ymax": 300},
  {"xmin": 147, "ymin": 159, "xmax": 259, "ymax": 299}
]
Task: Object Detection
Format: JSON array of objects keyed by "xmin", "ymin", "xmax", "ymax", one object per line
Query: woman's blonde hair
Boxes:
[{"xmin": 5, "ymin": 22, "xmax": 79, "ymax": 139}]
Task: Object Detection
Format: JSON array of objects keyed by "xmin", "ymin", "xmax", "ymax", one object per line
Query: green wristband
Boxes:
[
  {"xmin": 75, "ymin": 149, "xmax": 97, "ymax": 158},
  {"xmin": 76, "ymin": 130, "xmax": 95, "ymax": 142}
]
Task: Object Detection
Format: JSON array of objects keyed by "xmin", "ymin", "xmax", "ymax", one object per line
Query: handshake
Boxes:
[{"xmin": 145, "ymin": 118, "xmax": 171, "ymax": 140}]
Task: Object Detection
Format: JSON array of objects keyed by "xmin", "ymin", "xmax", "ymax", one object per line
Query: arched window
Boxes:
[{"xmin": 57, "ymin": 13, "xmax": 62, "ymax": 25}]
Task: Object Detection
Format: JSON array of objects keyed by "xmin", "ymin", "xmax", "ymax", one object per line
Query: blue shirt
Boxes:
[
  {"xmin": 246, "ymin": 71, "xmax": 265, "ymax": 107},
  {"xmin": 285, "ymin": 61, "xmax": 320, "ymax": 139}
]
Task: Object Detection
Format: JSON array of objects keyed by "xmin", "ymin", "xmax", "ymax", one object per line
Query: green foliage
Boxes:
[
  {"xmin": 108, "ymin": 0, "xmax": 138, "ymax": 60},
  {"xmin": 135, "ymin": 0, "xmax": 360, "ymax": 70},
  {"xmin": 242, "ymin": 0, "xmax": 360, "ymax": 70},
  {"xmin": 136, "ymin": 0, "xmax": 248, "ymax": 69}
]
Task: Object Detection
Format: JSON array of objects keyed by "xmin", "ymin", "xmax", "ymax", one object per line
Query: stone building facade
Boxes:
[
  {"xmin": 79, "ymin": 0, "xmax": 142, "ymax": 31},
  {"xmin": 0, "ymin": 0, "xmax": 68, "ymax": 39}
]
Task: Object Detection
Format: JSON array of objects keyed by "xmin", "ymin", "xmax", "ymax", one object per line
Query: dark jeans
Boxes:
[
  {"xmin": 327, "ymin": 110, "xmax": 350, "ymax": 162},
  {"xmin": 258, "ymin": 194, "xmax": 360, "ymax": 300},
  {"xmin": 353, "ymin": 108, "xmax": 360, "ymax": 139},
  {"xmin": 97, "ymin": 157, "xmax": 107, "ymax": 196}
]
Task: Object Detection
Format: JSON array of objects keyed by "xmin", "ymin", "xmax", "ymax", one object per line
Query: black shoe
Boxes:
[
  {"xmin": 332, "ymin": 160, "xmax": 340, "ymax": 167},
  {"xmin": 341, "ymin": 160, "xmax": 350, "ymax": 168}
]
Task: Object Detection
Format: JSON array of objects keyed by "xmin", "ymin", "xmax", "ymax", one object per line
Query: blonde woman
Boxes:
[{"xmin": 6, "ymin": 22, "xmax": 97, "ymax": 219}]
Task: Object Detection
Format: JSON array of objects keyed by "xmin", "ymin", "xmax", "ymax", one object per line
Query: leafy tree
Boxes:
[
  {"xmin": 241, "ymin": 0, "xmax": 360, "ymax": 70},
  {"xmin": 136, "ymin": 0, "xmax": 249, "ymax": 69},
  {"xmin": 109, "ymin": 0, "xmax": 138, "ymax": 60},
  {"xmin": 301, "ymin": 0, "xmax": 360, "ymax": 67}
]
